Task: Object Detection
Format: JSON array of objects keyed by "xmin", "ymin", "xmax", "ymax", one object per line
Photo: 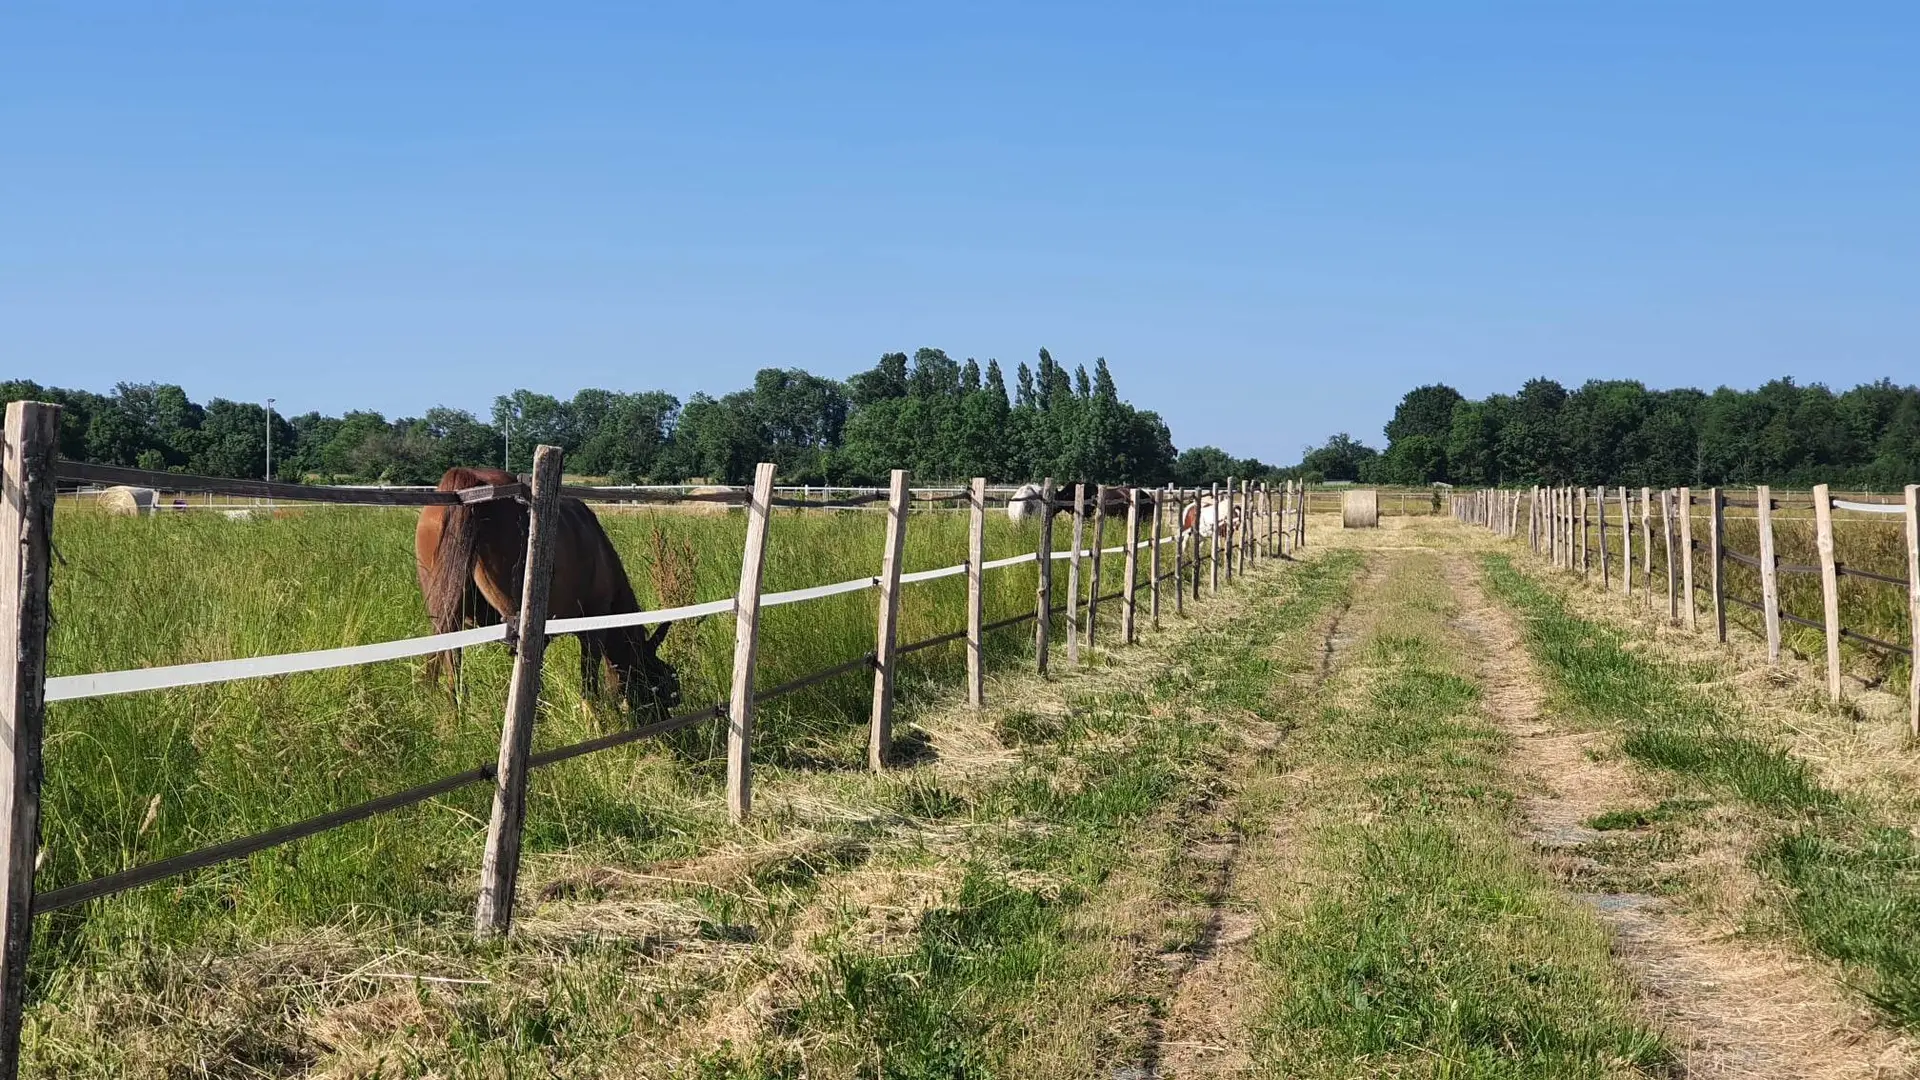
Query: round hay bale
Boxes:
[
  {"xmin": 1341, "ymin": 489, "xmax": 1380, "ymax": 529},
  {"xmin": 97, "ymin": 486, "xmax": 157, "ymax": 517}
]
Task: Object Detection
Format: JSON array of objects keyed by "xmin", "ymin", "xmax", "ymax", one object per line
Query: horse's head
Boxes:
[{"xmin": 615, "ymin": 622, "xmax": 682, "ymax": 721}]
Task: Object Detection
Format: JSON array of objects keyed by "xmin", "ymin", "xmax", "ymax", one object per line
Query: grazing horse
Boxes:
[
  {"xmin": 415, "ymin": 467, "xmax": 681, "ymax": 721},
  {"xmin": 1005, "ymin": 483, "xmax": 1155, "ymax": 523}
]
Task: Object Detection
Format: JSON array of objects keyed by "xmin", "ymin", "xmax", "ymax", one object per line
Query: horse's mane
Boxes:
[{"xmin": 424, "ymin": 467, "xmax": 523, "ymax": 637}]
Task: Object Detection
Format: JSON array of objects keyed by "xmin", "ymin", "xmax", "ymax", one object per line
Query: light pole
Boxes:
[
  {"xmin": 265, "ymin": 398, "xmax": 275, "ymax": 482},
  {"xmin": 503, "ymin": 410, "xmax": 512, "ymax": 472}
]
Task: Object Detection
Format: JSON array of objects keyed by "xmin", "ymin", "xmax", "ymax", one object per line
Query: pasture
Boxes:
[{"xmin": 32, "ymin": 503, "xmax": 1096, "ymax": 992}]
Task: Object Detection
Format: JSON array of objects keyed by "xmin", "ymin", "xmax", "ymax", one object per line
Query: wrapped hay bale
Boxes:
[
  {"xmin": 1341, "ymin": 489, "xmax": 1380, "ymax": 528},
  {"xmin": 97, "ymin": 486, "xmax": 157, "ymax": 517}
]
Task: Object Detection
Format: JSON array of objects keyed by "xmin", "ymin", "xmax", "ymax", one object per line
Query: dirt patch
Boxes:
[{"xmin": 1445, "ymin": 554, "xmax": 1920, "ymax": 1080}]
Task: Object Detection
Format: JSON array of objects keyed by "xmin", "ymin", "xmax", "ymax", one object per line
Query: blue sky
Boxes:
[{"xmin": 3, "ymin": 2, "xmax": 1914, "ymax": 464}]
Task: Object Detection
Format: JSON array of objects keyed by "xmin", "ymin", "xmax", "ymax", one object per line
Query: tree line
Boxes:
[
  {"xmin": 1298, "ymin": 376, "xmax": 1920, "ymax": 489},
  {"xmin": 2, "ymin": 349, "xmax": 1289, "ymax": 488}
]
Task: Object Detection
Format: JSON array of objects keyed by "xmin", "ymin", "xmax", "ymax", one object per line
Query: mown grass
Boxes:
[
  {"xmin": 27, "ymin": 501, "xmax": 1180, "ymax": 1069},
  {"xmin": 1484, "ymin": 553, "xmax": 1920, "ymax": 1031},
  {"xmin": 1252, "ymin": 553, "xmax": 1669, "ymax": 1079},
  {"xmin": 688, "ymin": 548, "xmax": 1366, "ymax": 1079}
]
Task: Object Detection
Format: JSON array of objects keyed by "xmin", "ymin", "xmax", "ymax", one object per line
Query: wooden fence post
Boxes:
[
  {"xmin": 1756, "ymin": 484, "xmax": 1782, "ymax": 662},
  {"xmin": 1148, "ymin": 487, "xmax": 1162, "ymax": 631},
  {"xmin": 1812, "ymin": 484, "xmax": 1843, "ymax": 705},
  {"xmin": 1223, "ymin": 477, "xmax": 1237, "ymax": 582},
  {"xmin": 0, "ymin": 401, "xmax": 59, "ymax": 1077},
  {"xmin": 1191, "ymin": 488, "xmax": 1204, "ymax": 601},
  {"xmin": 1546, "ymin": 488, "xmax": 1556, "ymax": 564},
  {"xmin": 725, "ymin": 461, "xmax": 778, "ymax": 822},
  {"xmin": 1679, "ymin": 487, "xmax": 1697, "ymax": 631},
  {"xmin": 1598, "ymin": 485, "xmax": 1611, "ymax": 589},
  {"xmin": 1640, "ymin": 487, "xmax": 1653, "ymax": 603},
  {"xmin": 1263, "ymin": 483, "xmax": 1274, "ymax": 557},
  {"xmin": 1710, "ymin": 487, "xmax": 1727, "ymax": 643},
  {"xmin": 1087, "ymin": 485, "xmax": 1107, "ymax": 648},
  {"xmin": 1123, "ymin": 489, "xmax": 1141, "ymax": 644},
  {"xmin": 967, "ymin": 477, "xmax": 986, "ymax": 708},
  {"xmin": 1904, "ymin": 484, "xmax": 1918, "ymax": 736},
  {"xmin": 1034, "ymin": 477, "xmax": 1053, "ymax": 677},
  {"xmin": 1618, "ymin": 486, "xmax": 1632, "ymax": 596},
  {"xmin": 475, "ymin": 443, "xmax": 565, "ymax": 936},
  {"xmin": 1243, "ymin": 480, "xmax": 1254, "ymax": 563},
  {"xmin": 1067, "ymin": 484, "xmax": 1085, "ymax": 666},
  {"xmin": 1578, "ymin": 487, "xmax": 1589, "ymax": 575},
  {"xmin": 1172, "ymin": 487, "xmax": 1185, "ymax": 616},
  {"xmin": 1210, "ymin": 483, "xmax": 1222, "ymax": 594},
  {"xmin": 870, "ymin": 469, "xmax": 910, "ymax": 768},
  {"xmin": 1664, "ymin": 489, "xmax": 1680, "ymax": 623}
]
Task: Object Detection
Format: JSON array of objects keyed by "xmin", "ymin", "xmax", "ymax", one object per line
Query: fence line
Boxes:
[
  {"xmin": 1458, "ymin": 482, "xmax": 1920, "ymax": 738},
  {"xmin": 0, "ymin": 405, "xmax": 1310, "ymax": 1069}
]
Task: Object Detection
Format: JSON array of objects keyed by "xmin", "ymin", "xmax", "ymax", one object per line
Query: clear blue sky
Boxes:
[{"xmin": 3, "ymin": 2, "xmax": 1914, "ymax": 464}]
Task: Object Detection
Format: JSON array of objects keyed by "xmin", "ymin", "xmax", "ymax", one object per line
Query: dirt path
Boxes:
[
  {"xmin": 1444, "ymin": 553, "xmax": 1919, "ymax": 1080},
  {"xmin": 1143, "ymin": 562, "xmax": 1368, "ymax": 1080}
]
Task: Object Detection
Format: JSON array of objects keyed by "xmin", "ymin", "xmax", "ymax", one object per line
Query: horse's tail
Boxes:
[{"xmin": 428, "ymin": 502, "xmax": 481, "ymax": 637}]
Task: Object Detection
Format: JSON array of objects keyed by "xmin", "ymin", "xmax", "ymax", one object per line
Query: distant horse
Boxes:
[
  {"xmin": 1005, "ymin": 483, "xmax": 1155, "ymax": 523},
  {"xmin": 1182, "ymin": 496, "xmax": 1240, "ymax": 538},
  {"xmin": 415, "ymin": 467, "xmax": 681, "ymax": 721}
]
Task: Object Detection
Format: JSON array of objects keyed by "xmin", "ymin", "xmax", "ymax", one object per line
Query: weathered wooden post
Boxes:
[
  {"xmin": 0, "ymin": 401, "xmax": 59, "ymax": 1078},
  {"xmin": 1679, "ymin": 487, "xmax": 1697, "ymax": 631},
  {"xmin": 1172, "ymin": 486, "xmax": 1185, "ymax": 616},
  {"xmin": 1241, "ymin": 479, "xmax": 1253, "ymax": 564},
  {"xmin": 1033, "ymin": 477, "xmax": 1053, "ymax": 676},
  {"xmin": 1122, "ymin": 488, "xmax": 1141, "ymax": 644},
  {"xmin": 1210, "ymin": 483, "xmax": 1222, "ymax": 594},
  {"xmin": 1710, "ymin": 487, "xmax": 1727, "ymax": 643},
  {"xmin": 476, "ymin": 443, "xmax": 565, "ymax": 936},
  {"xmin": 1223, "ymin": 477, "xmax": 1236, "ymax": 583},
  {"xmin": 870, "ymin": 469, "xmax": 909, "ymax": 768},
  {"xmin": 1190, "ymin": 487, "xmax": 1204, "ymax": 602},
  {"xmin": 1905, "ymin": 485, "xmax": 1919, "ymax": 735},
  {"xmin": 726, "ymin": 461, "xmax": 778, "ymax": 821},
  {"xmin": 1640, "ymin": 487, "xmax": 1654, "ymax": 602},
  {"xmin": 1067, "ymin": 484, "xmax": 1085, "ymax": 666},
  {"xmin": 1812, "ymin": 484, "xmax": 1843, "ymax": 705},
  {"xmin": 1619, "ymin": 487, "xmax": 1632, "ymax": 595},
  {"xmin": 1663, "ymin": 489, "xmax": 1680, "ymax": 623},
  {"xmin": 1148, "ymin": 486, "xmax": 1162, "ymax": 631},
  {"xmin": 1087, "ymin": 485, "xmax": 1108, "ymax": 647},
  {"xmin": 1597, "ymin": 485, "xmax": 1611, "ymax": 588},
  {"xmin": 1756, "ymin": 485, "xmax": 1783, "ymax": 662},
  {"xmin": 967, "ymin": 477, "xmax": 986, "ymax": 708}
]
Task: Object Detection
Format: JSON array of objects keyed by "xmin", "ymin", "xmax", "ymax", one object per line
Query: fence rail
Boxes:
[
  {"xmin": 1461, "ymin": 481, "xmax": 1920, "ymax": 744},
  {"xmin": 0, "ymin": 402, "xmax": 1318, "ymax": 1075}
]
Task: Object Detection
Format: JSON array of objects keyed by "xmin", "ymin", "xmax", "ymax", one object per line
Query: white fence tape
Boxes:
[
  {"xmin": 1832, "ymin": 499, "xmax": 1910, "ymax": 516},
  {"xmin": 763, "ymin": 576, "xmax": 880, "ymax": 607},
  {"xmin": 47, "ymin": 533, "xmax": 1172, "ymax": 703},
  {"xmin": 546, "ymin": 596, "xmax": 738, "ymax": 635},
  {"xmin": 980, "ymin": 552, "xmax": 1038, "ymax": 571},
  {"xmin": 45, "ymin": 624, "xmax": 510, "ymax": 703},
  {"xmin": 899, "ymin": 563, "xmax": 970, "ymax": 584}
]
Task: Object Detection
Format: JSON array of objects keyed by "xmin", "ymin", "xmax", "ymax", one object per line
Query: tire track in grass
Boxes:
[
  {"xmin": 1243, "ymin": 549, "xmax": 1670, "ymax": 1079},
  {"xmin": 1477, "ymin": 554, "xmax": 1920, "ymax": 1079}
]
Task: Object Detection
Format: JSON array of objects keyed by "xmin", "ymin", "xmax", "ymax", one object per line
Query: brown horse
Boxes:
[{"xmin": 415, "ymin": 467, "xmax": 680, "ymax": 720}]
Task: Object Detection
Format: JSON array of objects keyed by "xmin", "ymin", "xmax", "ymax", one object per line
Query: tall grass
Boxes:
[
  {"xmin": 1570, "ymin": 494, "xmax": 1913, "ymax": 688},
  {"xmin": 33, "ymin": 502, "xmax": 1151, "ymax": 999}
]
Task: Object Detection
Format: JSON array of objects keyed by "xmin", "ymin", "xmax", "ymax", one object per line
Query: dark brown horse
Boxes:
[{"xmin": 415, "ymin": 467, "xmax": 680, "ymax": 720}]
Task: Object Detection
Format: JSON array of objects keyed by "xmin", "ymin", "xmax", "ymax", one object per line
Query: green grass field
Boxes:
[{"xmin": 33, "ymin": 502, "xmax": 1177, "ymax": 1009}]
